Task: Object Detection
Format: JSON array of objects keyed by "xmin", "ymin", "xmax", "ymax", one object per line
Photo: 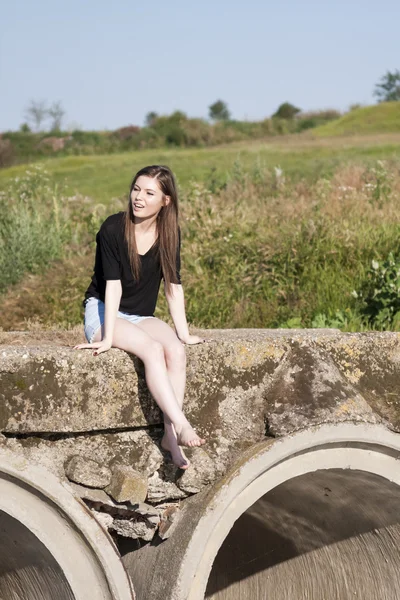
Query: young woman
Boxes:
[{"xmin": 75, "ymin": 165, "xmax": 205, "ymax": 469}]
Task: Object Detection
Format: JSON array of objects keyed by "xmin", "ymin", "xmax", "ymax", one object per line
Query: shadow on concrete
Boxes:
[{"xmin": 127, "ymin": 354, "xmax": 163, "ymax": 427}]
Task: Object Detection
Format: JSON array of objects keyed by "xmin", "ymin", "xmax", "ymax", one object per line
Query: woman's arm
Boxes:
[
  {"xmin": 75, "ymin": 280, "xmax": 122, "ymax": 355},
  {"xmin": 102, "ymin": 279, "xmax": 122, "ymax": 347},
  {"xmin": 165, "ymin": 283, "xmax": 204, "ymax": 345}
]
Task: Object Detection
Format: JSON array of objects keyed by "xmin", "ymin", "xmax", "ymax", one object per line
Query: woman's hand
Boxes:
[
  {"xmin": 74, "ymin": 340, "xmax": 112, "ymax": 356},
  {"xmin": 179, "ymin": 334, "xmax": 205, "ymax": 345}
]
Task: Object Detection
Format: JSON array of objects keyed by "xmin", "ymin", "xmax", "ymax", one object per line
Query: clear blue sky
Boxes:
[{"xmin": 1, "ymin": 0, "xmax": 399, "ymax": 131}]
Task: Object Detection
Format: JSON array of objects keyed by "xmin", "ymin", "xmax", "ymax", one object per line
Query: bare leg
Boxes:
[
  {"xmin": 94, "ymin": 319, "xmax": 205, "ymax": 451},
  {"xmin": 136, "ymin": 318, "xmax": 191, "ymax": 468}
]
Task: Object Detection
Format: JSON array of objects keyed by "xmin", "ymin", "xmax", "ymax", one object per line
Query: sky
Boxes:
[{"xmin": 1, "ymin": 0, "xmax": 399, "ymax": 132}]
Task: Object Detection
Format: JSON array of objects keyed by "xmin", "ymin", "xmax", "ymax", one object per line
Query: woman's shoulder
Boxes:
[{"xmin": 100, "ymin": 212, "xmax": 125, "ymax": 235}]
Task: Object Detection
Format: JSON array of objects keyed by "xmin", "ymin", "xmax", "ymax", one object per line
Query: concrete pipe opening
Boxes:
[
  {"xmin": 169, "ymin": 425, "xmax": 400, "ymax": 600},
  {"xmin": 0, "ymin": 448, "xmax": 134, "ymax": 600},
  {"xmin": 205, "ymin": 468, "xmax": 400, "ymax": 599},
  {"xmin": 0, "ymin": 509, "xmax": 74, "ymax": 600}
]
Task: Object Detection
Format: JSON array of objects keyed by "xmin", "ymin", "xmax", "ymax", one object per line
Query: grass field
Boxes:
[
  {"xmin": 1, "ymin": 132, "xmax": 400, "ymax": 333},
  {"xmin": 1, "ymin": 133, "xmax": 400, "ymax": 204},
  {"xmin": 314, "ymin": 102, "xmax": 400, "ymax": 137}
]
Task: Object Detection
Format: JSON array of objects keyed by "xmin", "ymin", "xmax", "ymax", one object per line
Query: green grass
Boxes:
[
  {"xmin": 1, "ymin": 134, "xmax": 400, "ymax": 332},
  {"xmin": 314, "ymin": 102, "xmax": 400, "ymax": 137},
  {"xmin": 1, "ymin": 135, "xmax": 400, "ymax": 204}
]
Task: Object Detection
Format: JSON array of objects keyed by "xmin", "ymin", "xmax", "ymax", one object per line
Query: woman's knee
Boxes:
[
  {"xmin": 165, "ymin": 341, "xmax": 186, "ymax": 370},
  {"xmin": 143, "ymin": 340, "xmax": 165, "ymax": 363}
]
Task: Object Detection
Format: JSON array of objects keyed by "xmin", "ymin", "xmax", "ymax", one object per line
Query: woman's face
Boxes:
[{"xmin": 131, "ymin": 175, "xmax": 170, "ymax": 219}]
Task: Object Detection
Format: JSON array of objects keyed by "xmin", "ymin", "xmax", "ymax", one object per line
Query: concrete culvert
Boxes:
[
  {"xmin": 0, "ymin": 509, "xmax": 74, "ymax": 600},
  {"xmin": 124, "ymin": 424, "xmax": 400, "ymax": 600},
  {"xmin": 0, "ymin": 447, "xmax": 134, "ymax": 600},
  {"xmin": 205, "ymin": 469, "xmax": 400, "ymax": 600},
  {"xmin": 197, "ymin": 425, "xmax": 400, "ymax": 600}
]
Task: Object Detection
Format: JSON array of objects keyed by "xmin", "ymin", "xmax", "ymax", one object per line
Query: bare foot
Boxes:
[
  {"xmin": 161, "ymin": 433, "xmax": 190, "ymax": 470},
  {"xmin": 175, "ymin": 423, "xmax": 206, "ymax": 448}
]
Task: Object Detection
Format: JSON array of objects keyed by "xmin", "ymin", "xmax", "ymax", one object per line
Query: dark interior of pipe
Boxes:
[
  {"xmin": 0, "ymin": 510, "xmax": 75, "ymax": 600},
  {"xmin": 206, "ymin": 469, "xmax": 400, "ymax": 600}
]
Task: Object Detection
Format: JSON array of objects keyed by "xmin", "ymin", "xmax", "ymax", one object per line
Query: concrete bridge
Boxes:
[{"xmin": 0, "ymin": 329, "xmax": 399, "ymax": 600}]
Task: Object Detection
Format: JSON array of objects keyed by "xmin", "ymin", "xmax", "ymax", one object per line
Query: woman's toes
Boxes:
[
  {"xmin": 175, "ymin": 423, "xmax": 206, "ymax": 448},
  {"xmin": 161, "ymin": 434, "xmax": 191, "ymax": 469}
]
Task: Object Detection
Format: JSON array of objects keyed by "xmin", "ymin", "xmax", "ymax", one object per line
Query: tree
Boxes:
[
  {"xmin": 209, "ymin": 100, "xmax": 230, "ymax": 122},
  {"xmin": 24, "ymin": 100, "xmax": 48, "ymax": 131},
  {"xmin": 169, "ymin": 110, "xmax": 187, "ymax": 123},
  {"xmin": 272, "ymin": 102, "xmax": 301, "ymax": 120},
  {"xmin": 373, "ymin": 70, "xmax": 400, "ymax": 102},
  {"xmin": 145, "ymin": 111, "xmax": 158, "ymax": 127},
  {"xmin": 48, "ymin": 101, "xmax": 65, "ymax": 131}
]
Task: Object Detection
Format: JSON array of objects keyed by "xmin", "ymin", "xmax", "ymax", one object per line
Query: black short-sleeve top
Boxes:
[{"xmin": 84, "ymin": 212, "xmax": 181, "ymax": 316}]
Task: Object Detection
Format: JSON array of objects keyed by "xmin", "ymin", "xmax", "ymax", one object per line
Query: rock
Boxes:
[
  {"xmin": 3, "ymin": 429, "xmax": 163, "ymax": 481},
  {"xmin": 158, "ymin": 506, "xmax": 181, "ymax": 540},
  {"xmin": 64, "ymin": 455, "xmax": 112, "ymax": 488},
  {"xmin": 147, "ymin": 471, "xmax": 187, "ymax": 502},
  {"xmin": 111, "ymin": 518, "xmax": 156, "ymax": 541},
  {"xmin": 133, "ymin": 502, "xmax": 161, "ymax": 518},
  {"xmin": 70, "ymin": 483, "xmax": 162, "ymax": 527},
  {"xmin": 176, "ymin": 448, "xmax": 215, "ymax": 494},
  {"xmin": 91, "ymin": 510, "xmax": 113, "ymax": 530},
  {"xmin": 68, "ymin": 481, "xmax": 114, "ymax": 505},
  {"xmin": 106, "ymin": 466, "xmax": 148, "ymax": 503}
]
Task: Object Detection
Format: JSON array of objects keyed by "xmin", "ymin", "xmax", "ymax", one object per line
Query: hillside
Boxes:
[
  {"xmin": 314, "ymin": 102, "xmax": 400, "ymax": 136},
  {"xmin": 1, "ymin": 135, "xmax": 400, "ymax": 205}
]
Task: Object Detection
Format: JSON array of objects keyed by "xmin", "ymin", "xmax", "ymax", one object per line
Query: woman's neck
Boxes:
[{"xmin": 134, "ymin": 215, "xmax": 158, "ymax": 234}]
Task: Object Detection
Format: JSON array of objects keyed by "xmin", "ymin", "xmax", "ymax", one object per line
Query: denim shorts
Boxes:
[{"xmin": 83, "ymin": 297, "xmax": 153, "ymax": 343}]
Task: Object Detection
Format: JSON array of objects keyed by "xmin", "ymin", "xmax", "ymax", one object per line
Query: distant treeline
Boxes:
[{"xmin": 0, "ymin": 109, "xmax": 340, "ymax": 168}]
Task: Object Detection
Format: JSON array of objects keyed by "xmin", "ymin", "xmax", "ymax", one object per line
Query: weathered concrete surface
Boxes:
[
  {"xmin": 1, "ymin": 330, "xmax": 399, "ymax": 512},
  {"xmin": 0, "ymin": 330, "xmax": 399, "ymax": 599},
  {"xmin": 1, "ymin": 330, "xmax": 399, "ymax": 435}
]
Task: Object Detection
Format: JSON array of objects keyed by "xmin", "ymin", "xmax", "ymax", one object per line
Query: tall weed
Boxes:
[
  {"xmin": 0, "ymin": 166, "xmax": 70, "ymax": 292},
  {"xmin": 170, "ymin": 159, "xmax": 400, "ymax": 330},
  {"xmin": 352, "ymin": 253, "xmax": 400, "ymax": 329},
  {"xmin": 1, "ymin": 159, "xmax": 399, "ymax": 332}
]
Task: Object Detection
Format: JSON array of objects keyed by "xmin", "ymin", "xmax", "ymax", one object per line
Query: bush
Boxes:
[
  {"xmin": 273, "ymin": 102, "xmax": 301, "ymax": 119},
  {"xmin": 296, "ymin": 110, "xmax": 341, "ymax": 132},
  {"xmin": 0, "ymin": 137, "xmax": 14, "ymax": 168},
  {"xmin": 181, "ymin": 119, "xmax": 212, "ymax": 146},
  {"xmin": 353, "ymin": 253, "xmax": 400, "ymax": 329},
  {"xmin": 71, "ymin": 130, "xmax": 102, "ymax": 145},
  {"xmin": 1, "ymin": 106, "xmax": 347, "ymax": 169},
  {"xmin": 112, "ymin": 125, "xmax": 141, "ymax": 141}
]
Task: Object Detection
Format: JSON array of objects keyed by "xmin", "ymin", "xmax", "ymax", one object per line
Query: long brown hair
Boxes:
[{"xmin": 124, "ymin": 165, "xmax": 179, "ymax": 294}]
